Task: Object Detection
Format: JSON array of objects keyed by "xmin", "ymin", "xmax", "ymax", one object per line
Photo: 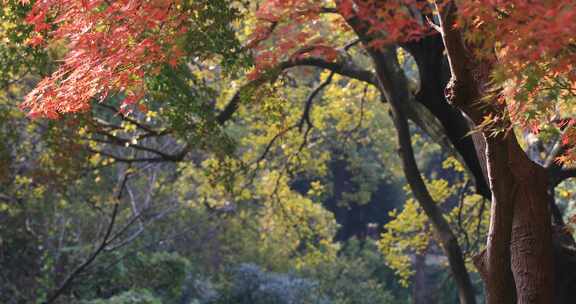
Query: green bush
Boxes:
[
  {"xmin": 84, "ymin": 289, "xmax": 161, "ymax": 304},
  {"xmin": 215, "ymin": 263, "xmax": 329, "ymax": 304}
]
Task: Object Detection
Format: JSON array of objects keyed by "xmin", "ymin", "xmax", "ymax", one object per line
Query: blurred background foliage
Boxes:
[{"xmin": 3, "ymin": 1, "xmax": 574, "ymax": 304}]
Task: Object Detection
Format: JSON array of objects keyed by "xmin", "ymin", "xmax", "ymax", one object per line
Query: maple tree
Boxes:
[
  {"xmin": 20, "ymin": 0, "xmax": 247, "ymax": 119},
  {"xmin": 15, "ymin": 0, "xmax": 576, "ymax": 303},
  {"xmin": 246, "ymin": 2, "xmax": 576, "ymax": 304},
  {"xmin": 244, "ymin": 1, "xmax": 576, "ymax": 303}
]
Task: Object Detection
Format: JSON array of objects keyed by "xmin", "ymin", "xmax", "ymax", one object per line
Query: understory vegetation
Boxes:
[{"xmin": 2, "ymin": 1, "xmax": 576, "ymax": 303}]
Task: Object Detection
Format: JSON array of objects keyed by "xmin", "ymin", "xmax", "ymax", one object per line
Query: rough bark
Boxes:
[
  {"xmin": 324, "ymin": 2, "xmax": 576, "ymax": 303},
  {"xmin": 436, "ymin": 2, "xmax": 555, "ymax": 303},
  {"xmin": 472, "ymin": 134, "xmax": 554, "ymax": 304}
]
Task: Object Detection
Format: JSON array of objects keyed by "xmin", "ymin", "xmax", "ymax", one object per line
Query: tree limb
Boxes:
[{"xmin": 43, "ymin": 170, "xmax": 131, "ymax": 304}]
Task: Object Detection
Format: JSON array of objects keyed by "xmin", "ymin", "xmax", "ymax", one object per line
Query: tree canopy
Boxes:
[{"xmin": 2, "ymin": 1, "xmax": 576, "ymax": 303}]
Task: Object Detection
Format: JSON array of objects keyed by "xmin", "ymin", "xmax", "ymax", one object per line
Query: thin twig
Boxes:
[{"xmin": 43, "ymin": 169, "xmax": 131, "ymax": 304}]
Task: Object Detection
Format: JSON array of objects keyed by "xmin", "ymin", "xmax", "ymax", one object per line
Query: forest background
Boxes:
[{"xmin": 1, "ymin": 1, "xmax": 576, "ymax": 303}]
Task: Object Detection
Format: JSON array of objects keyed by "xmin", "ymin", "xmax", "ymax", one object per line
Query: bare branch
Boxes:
[
  {"xmin": 298, "ymin": 71, "xmax": 335, "ymax": 132},
  {"xmin": 281, "ymin": 57, "xmax": 377, "ymax": 86},
  {"xmin": 43, "ymin": 169, "xmax": 132, "ymax": 304}
]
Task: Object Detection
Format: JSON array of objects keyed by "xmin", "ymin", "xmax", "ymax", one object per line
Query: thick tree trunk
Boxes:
[
  {"xmin": 509, "ymin": 162, "xmax": 554, "ymax": 304},
  {"xmin": 436, "ymin": 2, "xmax": 555, "ymax": 302},
  {"xmin": 475, "ymin": 135, "xmax": 554, "ymax": 303},
  {"xmin": 336, "ymin": 2, "xmax": 566, "ymax": 303}
]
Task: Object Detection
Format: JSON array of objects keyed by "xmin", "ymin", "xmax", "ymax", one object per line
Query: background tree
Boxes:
[{"xmin": 4, "ymin": 0, "xmax": 576, "ymax": 304}]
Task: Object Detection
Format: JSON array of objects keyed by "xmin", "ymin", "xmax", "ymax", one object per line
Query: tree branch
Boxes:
[
  {"xmin": 43, "ymin": 169, "xmax": 132, "ymax": 304},
  {"xmin": 280, "ymin": 57, "xmax": 378, "ymax": 86},
  {"xmin": 374, "ymin": 45, "xmax": 477, "ymax": 304},
  {"xmin": 298, "ymin": 71, "xmax": 335, "ymax": 132}
]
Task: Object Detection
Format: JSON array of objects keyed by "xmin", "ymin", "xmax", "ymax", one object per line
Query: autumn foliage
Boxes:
[
  {"xmin": 21, "ymin": 0, "xmax": 187, "ymax": 118},
  {"xmin": 460, "ymin": 1, "xmax": 576, "ymax": 156},
  {"xmin": 5, "ymin": 1, "xmax": 576, "ymax": 303},
  {"xmin": 19, "ymin": 0, "xmax": 576, "ymax": 159},
  {"xmin": 247, "ymin": 0, "xmax": 431, "ymax": 79}
]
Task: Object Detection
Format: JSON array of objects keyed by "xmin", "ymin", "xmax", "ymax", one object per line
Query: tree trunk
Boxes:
[
  {"xmin": 336, "ymin": 5, "xmax": 478, "ymax": 302},
  {"xmin": 474, "ymin": 135, "xmax": 554, "ymax": 303},
  {"xmin": 374, "ymin": 46, "xmax": 478, "ymax": 304},
  {"xmin": 508, "ymin": 159, "xmax": 554, "ymax": 304},
  {"xmin": 413, "ymin": 253, "xmax": 436, "ymax": 304},
  {"xmin": 436, "ymin": 2, "xmax": 555, "ymax": 302}
]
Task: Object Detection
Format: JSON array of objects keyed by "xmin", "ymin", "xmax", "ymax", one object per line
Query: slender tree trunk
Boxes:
[
  {"xmin": 336, "ymin": 5, "xmax": 478, "ymax": 302},
  {"xmin": 413, "ymin": 253, "xmax": 436, "ymax": 304},
  {"xmin": 374, "ymin": 46, "xmax": 477, "ymax": 304}
]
